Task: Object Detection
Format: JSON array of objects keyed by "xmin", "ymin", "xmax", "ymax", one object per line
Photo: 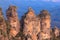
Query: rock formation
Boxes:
[
  {"xmin": 6, "ymin": 6, "xmax": 20, "ymax": 38},
  {"xmin": 54, "ymin": 26, "xmax": 60, "ymax": 37},
  {"xmin": 0, "ymin": 6, "xmax": 59, "ymax": 40},
  {"xmin": 38, "ymin": 10, "xmax": 51, "ymax": 40},
  {"xmin": 0, "ymin": 8, "xmax": 8, "ymax": 40},
  {"xmin": 23, "ymin": 7, "xmax": 40, "ymax": 40}
]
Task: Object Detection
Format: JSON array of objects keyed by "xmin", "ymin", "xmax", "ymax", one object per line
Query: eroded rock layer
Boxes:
[
  {"xmin": 23, "ymin": 8, "xmax": 40, "ymax": 40},
  {"xmin": 6, "ymin": 6, "xmax": 20, "ymax": 38}
]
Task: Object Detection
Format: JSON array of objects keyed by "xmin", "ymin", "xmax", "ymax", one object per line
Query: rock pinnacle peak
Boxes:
[
  {"xmin": 40, "ymin": 10, "xmax": 49, "ymax": 15},
  {"xmin": 28, "ymin": 7, "xmax": 34, "ymax": 12},
  {"xmin": 9, "ymin": 6, "xmax": 17, "ymax": 9},
  {"xmin": 27, "ymin": 7, "xmax": 35, "ymax": 16}
]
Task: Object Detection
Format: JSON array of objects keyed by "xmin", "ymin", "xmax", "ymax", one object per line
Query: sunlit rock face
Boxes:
[
  {"xmin": 54, "ymin": 26, "xmax": 60, "ymax": 37},
  {"xmin": 6, "ymin": 6, "xmax": 20, "ymax": 37},
  {"xmin": 23, "ymin": 7, "xmax": 40, "ymax": 40},
  {"xmin": 38, "ymin": 10, "xmax": 51, "ymax": 40},
  {"xmin": 0, "ymin": 8, "xmax": 8, "ymax": 40}
]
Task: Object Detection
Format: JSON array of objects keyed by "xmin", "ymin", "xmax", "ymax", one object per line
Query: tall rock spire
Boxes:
[
  {"xmin": 23, "ymin": 7, "xmax": 40, "ymax": 40},
  {"xmin": 6, "ymin": 6, "xmax": 20, "ymax": 38},
  {"xmin": 38, "ymin": 10, "xmax": 51, "ymax": 40},
  {"xmin": 0, "ymin": 8, "xmax": 8, "ymax": 40}
]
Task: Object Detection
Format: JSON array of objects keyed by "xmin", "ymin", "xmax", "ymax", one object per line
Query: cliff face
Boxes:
[
  {"xmin": 6, "ymin": 6, "xmax": 20, "ymax": 38},
  {"xmin": 38, "ymin": 10, "xmax": 51, "ymax": 40},
  {"xmin": 0, "ymin": 6, "xmax": 60, "ymax": 40},
  {"xmin": 23, "ymin": 8, "xmax": 40, "ymax": 40},
  {"xmin": 0, "ymin": 8, "xmax": 8, "ymax": 40}
]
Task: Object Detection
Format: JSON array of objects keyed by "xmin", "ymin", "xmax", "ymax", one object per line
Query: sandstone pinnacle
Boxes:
[
  {"xmin": 23, "ymin": 7, "xmax": 40, "ymax": 40},
  {"xmin": 26, "ymin": 7, "xmax": 35, "ymax": 17},
  {"xmin": 39, "ymin": 10, "xmax": 50, "ymax": 19},
  {"xmin": 0, "ymin": 8, "xmax": 8, "ymax": 40},
  {"xmin": 6, "ymin": 6, "xmax": 20, "ymax": 38}
]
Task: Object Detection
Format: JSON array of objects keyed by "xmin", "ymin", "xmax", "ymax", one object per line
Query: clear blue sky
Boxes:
[{"xmin": 0, "ymin": 0, "xmax": 60, "ymax": 28}]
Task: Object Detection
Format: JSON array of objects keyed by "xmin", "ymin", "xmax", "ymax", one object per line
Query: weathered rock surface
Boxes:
[
  {"xmin": 0, "ymin": 6, "xmax": 59, "ymax": 40},
  {"xmin": 6, "ymin": 6, "xmax": 20, "ymax": 38},
  {"xmin": 38, "ymin": 10, "xmax": 51, "ymax": 40},
  {"xmin": 23, "ymin": 7, "xmax": 40, "ymax": 40},
  {"xmin": 0, "ymin": 8, "xmax": 8, "ymax": 40}
]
